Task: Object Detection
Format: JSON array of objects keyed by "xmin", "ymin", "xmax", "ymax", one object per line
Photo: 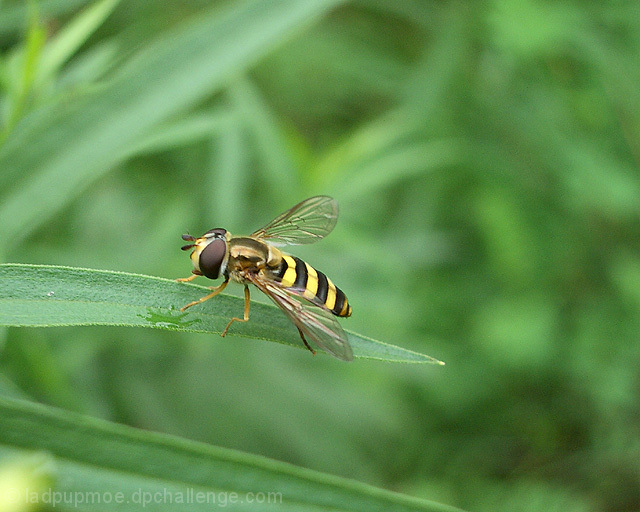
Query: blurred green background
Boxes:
[{"xmin": 1, "ymin": 0, "xmax": 640, "ymax": 510}]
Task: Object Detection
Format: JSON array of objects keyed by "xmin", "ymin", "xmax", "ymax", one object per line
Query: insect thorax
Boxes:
[{"xmin": 227, "ymin": 237, "xmax": 283, "ymax": 280}]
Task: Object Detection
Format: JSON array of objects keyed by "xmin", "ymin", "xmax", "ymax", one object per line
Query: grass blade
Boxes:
[
  {"xmin": 0, "ymin": 396, "xmax": 462, "ymax": 512},
  {"xmin": 36, "ymin": 0, "xmax": 120, "ymax": 86},
  {"xmin": 0, "ymin": 0, "xmax": 343, "ymax": 248},
  {"xmin": 0, "ymin": 264, "xmax": 444, "ymax": 364}
]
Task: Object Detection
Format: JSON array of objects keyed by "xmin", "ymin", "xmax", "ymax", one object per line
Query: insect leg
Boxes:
[
  {"xmin": 180, "ymin": 278, "xmax": 229, "ymax": 311},
  {"xmin": 176, "ymin": 274, "xmax": 198, "ymax": 283},
  {"xmin": 221, "ymin": 285, "xmax": 251, "ymax": 337},
  {"xmin": 296, "ymin": 327, "xmax": 317, "ymax": 356}
]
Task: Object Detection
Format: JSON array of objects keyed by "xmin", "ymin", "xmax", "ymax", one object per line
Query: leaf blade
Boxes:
[
  {"xmin": 0, "ymin": 396, "xmax": 463, "ymax": 512},
  {"xmin": 0, "ymin": 0, "xmax": 344, "ymax": 247},
  {"xmin": 0, "ymin": 263, "xmax": 443, "ymax": 364}
]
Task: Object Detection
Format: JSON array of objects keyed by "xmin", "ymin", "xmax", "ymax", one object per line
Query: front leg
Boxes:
[
  {"xmin": 176, "ymin": 269, "xmax": 202, "ymax": 282},
  {"xmin": 176, "ymin": 274, "xmax": 198, "ymax": 283},
  {"xmin": 180, "ymin": 278, "xmax": 230, "ymax": 312}
]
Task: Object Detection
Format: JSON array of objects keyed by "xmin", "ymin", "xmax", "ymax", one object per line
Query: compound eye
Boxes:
[
  {"xmin": 199, "ymin": 238, "xmax": 226, "ymax": 279},
  {"xmin": 205, "ymin": 228, "xmax": 227, "ymax": 238}
]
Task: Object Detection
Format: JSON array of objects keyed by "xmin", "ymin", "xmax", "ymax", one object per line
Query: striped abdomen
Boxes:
[{"xmin": 272, "ymin": 255, "xmax": 351, "ymax": 317}]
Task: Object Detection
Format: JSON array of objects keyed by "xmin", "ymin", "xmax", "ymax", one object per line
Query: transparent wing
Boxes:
[
  {"xmin": 250, "ymin": 196, "xmax": 338, "ymax": 246},
  {"xmin": 247, "ymin": 273, "xmax": 353, "ymax": 361}
]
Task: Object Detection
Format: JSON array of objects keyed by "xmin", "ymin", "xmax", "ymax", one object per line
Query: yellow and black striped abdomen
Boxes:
[{"xmin": 272, "ymin": 255, "xmax": 352, "ymax": 317}]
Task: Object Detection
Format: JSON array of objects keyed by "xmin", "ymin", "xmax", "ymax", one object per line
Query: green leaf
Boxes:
[
  {"xmin": 0, "ymin": 0, "xmax": 344, "ymax": 248},
  {"xmin": 2, "ymin": 5, "xmax": 47, "ymax": 134},
  {"xmin": 0, "ymin": 1, "xmax": 92, "ymax": 39},
  {"xmin": 226, "ymin": 75, "xmax": 299, "ymax": 196},
  {"xmin": 0, "ymin": 396, "xmax": 462, "ymax": 512},
  {"xmin": 0, "ymin": 264, "xmax": 444, "ymax": 364},
  {"xmin": 36, "ymin": 0, "xmax": 120, "ymax": 87}
]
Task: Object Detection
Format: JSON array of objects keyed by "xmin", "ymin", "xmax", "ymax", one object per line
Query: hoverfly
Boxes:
[{"xmin": 178, "ymin": 196, "xmax": 353, "ymax": 361}]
